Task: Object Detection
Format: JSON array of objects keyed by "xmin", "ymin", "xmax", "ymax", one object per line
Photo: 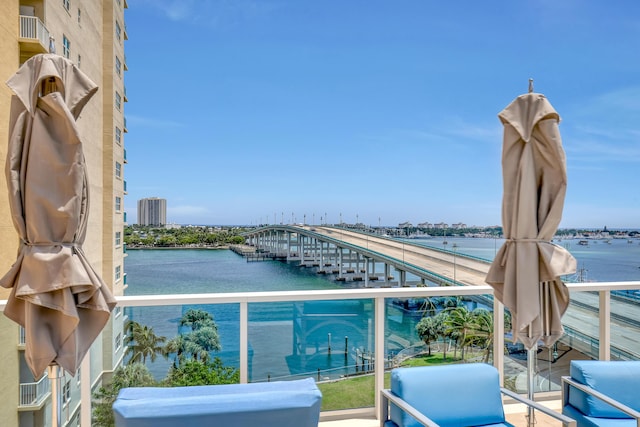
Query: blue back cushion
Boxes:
[
  {"xmin": 569, "ymin": 360, "xmax": 640, "ymax": 419},
  {"xmin": 390, "ymin": 364, "xmax": 506, "ymax": 427}
]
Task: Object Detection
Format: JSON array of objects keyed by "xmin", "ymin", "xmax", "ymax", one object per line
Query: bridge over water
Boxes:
[{"xmin": 244, "ymin": 225, "xmax": 640, "ymax": 360}]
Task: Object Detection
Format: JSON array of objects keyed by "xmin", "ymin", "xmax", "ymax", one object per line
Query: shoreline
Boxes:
[{"xmin": 126, "ymin": 245, "xmax": 230, "ymax": 250}]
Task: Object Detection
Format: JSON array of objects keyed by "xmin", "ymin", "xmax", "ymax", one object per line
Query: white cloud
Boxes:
[{"xmin": 144, "ymin": 0, "xmax": 282, "ymax": 27}]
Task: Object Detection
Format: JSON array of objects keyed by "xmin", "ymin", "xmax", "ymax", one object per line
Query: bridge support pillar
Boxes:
[
  {"xmin": 384, "ymin": 264, "xmax": 391, "ymax": 286},
  {"xmin": 364, "ymin": 258, "xmax": 370, "ymax": 287}
]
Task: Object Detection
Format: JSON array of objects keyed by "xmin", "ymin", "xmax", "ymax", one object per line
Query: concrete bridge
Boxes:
[
  {"xmin": 245, "ymin": 225, "xmax": 490, "ymax": 287},
  {"xmin": 244, "ymin": 225, "xmax": 640, "ymax": 361}
]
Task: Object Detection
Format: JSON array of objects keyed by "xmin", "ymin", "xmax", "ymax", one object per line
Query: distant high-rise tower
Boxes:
[{"xmin": 138, "ymin": 197, "xmax": 167, "ymax": 226}]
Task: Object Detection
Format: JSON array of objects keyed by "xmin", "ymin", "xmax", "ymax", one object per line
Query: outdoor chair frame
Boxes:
[
  {"xmin": 380, "ymin": 385, "xmax": 577, "ymax": 427},
  {"xmin": 562, "ymin": 375, "xmax": 640, "ymax": 427}
]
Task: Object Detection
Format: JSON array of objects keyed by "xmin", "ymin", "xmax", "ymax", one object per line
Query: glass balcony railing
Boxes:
[
  {"xmin": 4, "ymin": 280, "xmax": 640, "ymax": 424},
  {"xmin": 113, "ymin": 280, "xmax": 640, "ymax": 422}
]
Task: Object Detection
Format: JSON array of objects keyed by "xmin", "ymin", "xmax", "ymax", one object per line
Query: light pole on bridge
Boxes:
[{"xmin": 452, "ymin": 243, "xmax": 458, "ymax": 283}]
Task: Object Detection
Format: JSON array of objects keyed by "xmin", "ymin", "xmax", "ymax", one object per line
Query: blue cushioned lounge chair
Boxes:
[
  {"xmin": 562, "ymin": 360, "xmax": 640, "ymax": 427},
  {"xmin": 380, "ymin": 363, "xmax": 575, "ymax": 427}
]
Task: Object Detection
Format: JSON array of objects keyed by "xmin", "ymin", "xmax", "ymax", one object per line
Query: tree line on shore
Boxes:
[{"xmin": 124, "ymin": 225, "xmax": 247, "ymax": 248}]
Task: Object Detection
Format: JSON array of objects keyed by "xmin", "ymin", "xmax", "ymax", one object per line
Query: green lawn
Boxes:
[{"xmin": 318, "ymin": 352, "xmax": 463, "ymax": 411}]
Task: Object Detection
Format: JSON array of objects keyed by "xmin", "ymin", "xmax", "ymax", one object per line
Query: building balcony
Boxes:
[
  {"xmin": 3, "ymin": 280, "xmax": 639, "ymax": 425},
  {"xmin": 18, "ymin": 374, "xmax": 50, "ymax": 410},
  {"xmin": 18, "ymin": 15, "xmax": 50, "ymax": 54}
]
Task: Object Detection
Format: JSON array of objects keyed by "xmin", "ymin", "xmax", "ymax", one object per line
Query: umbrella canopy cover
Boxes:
[
  {"xmin": 486, "ymin": 92, "xmax": 576, "ymax": 349},
  {"xmin": 1, "ymin": 54, "xmax": 116, "ymax": 378}
]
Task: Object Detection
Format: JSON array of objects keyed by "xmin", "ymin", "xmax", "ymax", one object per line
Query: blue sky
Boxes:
[{"xmin": 123, "ymin": 1, "xmax": 640, "ymax": 228}]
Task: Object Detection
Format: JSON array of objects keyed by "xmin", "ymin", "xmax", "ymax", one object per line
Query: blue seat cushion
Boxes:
[
  {"xmin": 568, "ymin": 360, "xmax": 640, "ymax": 419},
  {"xmin": 113, "ymin": 377, "xmax": 322, "ymax": 427},
  {"xmin": 389, "ymin": 364, "xmax": 506, "ymax": 427},
  {"xmin": 563, "ymin": 402, "xmax": 637, "ymax": 427}
]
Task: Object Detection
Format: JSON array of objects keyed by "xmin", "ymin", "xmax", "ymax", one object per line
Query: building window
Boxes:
[
  {"xmin": 115, "ymin": 126, "xmax": 122, "ymax": 145},
  {"xmin": 115, "ymin": 306, "xmax": 122, "ymax": 317},
  {"xmin": 115, "ymin": 161, "xmax": 122, "ymax": 179},
  {"xmin": 115, "ymin": 332, "xmax": 122, "ymax": 351},
  {"xmin": 115, "ymin": 196, "xmax": 121, "ymax": 212},
  {"xmin": 63, "ymin": 0, "xmax": 70, "ymax": 12},
  {"xmin": 115, "ymin": 91, "xmax": 121, "ymax": 110},
  {"xmin": 116, "ymin": 21, "xmax": 121, "ymax": 42},
  {"xmin": 77, "ymin": 8, "xmax": 81, "ymax": 24},
  {"xmin": 77, "ymin": 54, "xmax": 81, "ymax": 68},
  {"xmin": 62, "ymin": 380, "xmax": 71, "ymax": 405},
  {"xmin": 115, "ymin": 265, "xmax": 121, "ymax": 281},
  {"xmin": 115, "ymin": 56, "xmax": 121, "ymax": 77},
  {"xmin": 63, "ymin": 36, "xmax": 70, "ymax": 59},
  {"xmin": 115, "ymin": 231, "xmax": 122, "ymax": 246},
  {"xmin": 76, "ymin": 370, "xmax": 81, "ymax": 385}
]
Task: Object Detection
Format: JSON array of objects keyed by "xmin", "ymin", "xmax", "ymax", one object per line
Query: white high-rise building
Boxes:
[{"xmin": 138, "ymin": 197, "xmax": 167, "ymax": 226}]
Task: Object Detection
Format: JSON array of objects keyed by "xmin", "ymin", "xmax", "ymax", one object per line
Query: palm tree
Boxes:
[
  {"xmin": 184, "ymin": 326, "xmax": 221, "ymax": 363},
  {"xmin": 415, "ymin": 316, "xmax": 440, "ymax": 356},
  {"xmin": 180, "ymin": 308, "xmax": 216, "ymax": 331},
  {"xmin": 444, "ymin": 306, "xmax": 475, "ymax": 361},
  {"xmin": 434, "ymin": 311, "xmax": 452, "ymax": 360},
  {"xmin": 163, "ymin": 334, "xmax": 187, "ymax": 366},
  {"xmin": 125, "ymin": 322, "xmax": 166, "ymax": 364},
  {"xmin": 470, "ymin": 308, "xmax": 494, "ymax": 363},
  {"xmin": 164, "ymin": 314, "xmax": 222, "ymax": 365}
]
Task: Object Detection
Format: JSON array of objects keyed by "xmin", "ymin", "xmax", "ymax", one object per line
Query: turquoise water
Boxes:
[{"xmin": 124, "ymin": 237, "xmax": 640, "ymax": 380}]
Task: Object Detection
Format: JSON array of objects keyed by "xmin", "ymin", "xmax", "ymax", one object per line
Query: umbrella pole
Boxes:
[
  {"xmin": 48, "ymin": 364, "xmax": 62, "ymax": 427},
  {"xmin": 526, "ymin": 345, "xmax": 537, "ymax": 427}
]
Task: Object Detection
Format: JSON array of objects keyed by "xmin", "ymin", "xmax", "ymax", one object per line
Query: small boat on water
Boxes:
[{"xmin": 578, "ymin": 240, "xmax": 589, "ymax": 246}]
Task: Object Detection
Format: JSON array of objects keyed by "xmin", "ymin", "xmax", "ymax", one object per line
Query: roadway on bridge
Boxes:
[
  {"xmin": 306, "ymin": 226, "xmax": 491, "ymax": 287},
  {"xmin": 295, "ymin": 226, "xmax": 640, "ymax": 357}
]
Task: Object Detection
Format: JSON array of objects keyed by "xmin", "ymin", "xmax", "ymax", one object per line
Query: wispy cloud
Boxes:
[
  {"xmin": 563, "ymin": 86, "xmax": 640, "ymax": 163},
  {"xmin": 570, "ymin": 86, "xmax": 640, "ymax": 120},
  {"xmin": 143, "ymin": 0, "xmax": 282, "ymax": 27}
]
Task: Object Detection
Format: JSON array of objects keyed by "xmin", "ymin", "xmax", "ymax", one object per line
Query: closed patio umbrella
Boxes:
[
  {"xmin": 1, "ymin": 53, "xmax": 116, "ymax": 421},
  {"xmin": 485, "ymin": 85, "xmax": 577, "ymax": 424},
  {"xmin": 486, "ymin": 86, "xmax": 576, "ymax": 349}
]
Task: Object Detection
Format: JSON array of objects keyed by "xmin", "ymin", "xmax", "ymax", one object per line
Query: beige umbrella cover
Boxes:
[
  {"xmin": 486, "ymin": 92, "xmax": 576, "ymax": 350},
  {"xmin": 1, "ymin": 54, "xmax": 116, "ymax": 378}
]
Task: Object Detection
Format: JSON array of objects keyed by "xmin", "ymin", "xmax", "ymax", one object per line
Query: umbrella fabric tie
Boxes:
[
  {"xmin": 499, "ymin": 238, "xmax": 547, "ymax": 267},
  {"xmin": 21, "ymin": 240, "xmax": 81, "ymax": 253}
]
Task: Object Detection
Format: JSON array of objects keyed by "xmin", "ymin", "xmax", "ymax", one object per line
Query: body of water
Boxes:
[{"xmin": 124, "ymin": 236, "xmax": 640, "ymax": 381}]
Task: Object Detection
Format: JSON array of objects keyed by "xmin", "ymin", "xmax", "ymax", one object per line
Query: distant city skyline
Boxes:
[{"xmin": 123, "ymin": 1, "xmax": 640, "ymax": 228}]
